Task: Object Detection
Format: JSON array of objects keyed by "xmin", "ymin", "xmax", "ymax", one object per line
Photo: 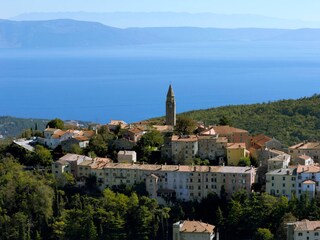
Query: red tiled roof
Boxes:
[{"xmin": 180, "ymin": 221, "xmax": 215, "ymax": 233}]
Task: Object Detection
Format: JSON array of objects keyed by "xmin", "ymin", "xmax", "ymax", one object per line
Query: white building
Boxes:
[
  {"xmin": 287, "ymin": 220, "xmax": 320, "ymax": 240},
  {"xmin": 173, "ymin": 220, "xmax": 216, "ymax": 240},
  {"xmin": 266, "ymin": 164, "xmax": 320, "ymax": 200}
]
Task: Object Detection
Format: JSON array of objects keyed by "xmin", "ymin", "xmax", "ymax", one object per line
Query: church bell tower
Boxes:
[{"xmin": 166, "ymin": 84, "xmax": 176, "ymax": 126}]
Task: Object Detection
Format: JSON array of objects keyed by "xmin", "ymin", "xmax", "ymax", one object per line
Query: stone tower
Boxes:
[{"xmin": 166, "ymin": 84, "xmax": 176, "ymax": 126}]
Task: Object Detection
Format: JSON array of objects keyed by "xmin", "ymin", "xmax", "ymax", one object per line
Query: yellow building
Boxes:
[{"xmin": 227, "ymin": 143, "xmax": 250, "ymax": 166}]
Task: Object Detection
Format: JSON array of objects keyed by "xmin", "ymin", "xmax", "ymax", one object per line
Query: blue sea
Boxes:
[{"xmin": 1, "ymin": 41, "xmax": 320, "ymax": 123}]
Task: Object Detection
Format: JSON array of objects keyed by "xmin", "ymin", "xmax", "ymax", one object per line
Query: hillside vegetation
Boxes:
[
  {"xmin": 0, "ymin": 116, "xmax": 48, "ymax": 138},
  {"xmin": 181, "ymin": 94, "xmax": 320, "ymax": 146}
]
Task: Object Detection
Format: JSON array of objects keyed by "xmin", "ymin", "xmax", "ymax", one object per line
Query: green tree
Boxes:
[
  {"xmin": 238, "ymin": 157, "xmax": 251, "ymax": 167},
  {"xmin": 47, "ymin": 118, "xmax": 64, "ymax": 129},
  {"xmin": 174, "ymin": 116, "xmax": 197, "ymax": 135},
  {"xmin": 70, "ymin": 144, "xmax": 83, "ymax": 155},
  {"xmin": 219, "ymin": 115, "xmax": 231, "ymax": 126},
  {"xmin": 32, "ymin": 145, "xmax": 53, "ymax": 166},
  {"xmin": 253, "ymin": 228, "xmax": 274, "ymax": 240},
  {"xmin": 136, "ymin": 130, "xmax": 164, "ymax": 162}
]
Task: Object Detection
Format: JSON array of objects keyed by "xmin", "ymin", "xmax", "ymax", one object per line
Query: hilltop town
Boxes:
[{"xmin": 2, "ymin": 85, "xmax": 320, "ymax": 240}]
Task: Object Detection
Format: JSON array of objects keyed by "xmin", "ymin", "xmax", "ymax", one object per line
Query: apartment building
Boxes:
[
  {"xmin": 287, "ymin": 220, "xmax": 320, "ymax": 240},
  {"xmin": 53, "ymin": 154, "xmax": 256, "ymax": 202},
  {"xmin": 94, "ymin": 163, "xmax": 255, "ymax": 202},
  {"xmin": 266, "ymin": 165, "xmax": 320, "ymax": 199},
  {"xmin": 289, "ymin": 142, "xmax": 320, "ymax": 163},
  {"xmin": 171, "ymin": 135, "xmax": 198, "ymax": 164},
  {"xmin": 198, "ymin": 135, "xmax": 228, "ymax": 161},
  {"xmin": 266, "ymin": 168, "xmax": 296, "ymax": 199}
]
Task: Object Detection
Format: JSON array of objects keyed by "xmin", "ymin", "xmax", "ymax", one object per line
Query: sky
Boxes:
[{"xmin": 1, "ymin": 0, "xmax": 320, "ymax": 21}]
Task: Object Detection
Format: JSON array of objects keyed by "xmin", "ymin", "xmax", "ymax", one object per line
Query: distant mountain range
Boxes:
[
  {"xmin": 1, "ymin": 19, "xmax": 320, "ymax": 49},
  {"xmin": 11, "ymin": 12, "xmax": 320, "ymax": 29}
]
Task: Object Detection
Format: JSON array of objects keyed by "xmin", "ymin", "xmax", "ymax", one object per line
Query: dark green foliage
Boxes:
[
  {"xmin": 0, "ymin": 157, "xmax": 54, "ymax": 240},
  {"xmin": 135, "ymin": 130, "xmax": 164, "ymax": 163},
  {"xmin": 238, "ymin": 157, "xmax": 251, "ymax": 167},
  {"xmin": 47, "ymin": 118, "xmax": 64, "ymax": 129},
  {"xmin": 253, "ymin": 228, "xmax": 274, "ymax": 240},
  {"xmin": 181, "ymin": 94, "xmax": 320, "ymax": 146}
]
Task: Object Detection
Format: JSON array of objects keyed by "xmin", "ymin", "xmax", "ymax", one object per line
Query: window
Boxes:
[
  {"xmin": 298, "ymin": 232, "xmax": 303, "ymax": 236},
  {"xmin": 315, "ymin": 232, "xmax": 319, "ymax": 236}
]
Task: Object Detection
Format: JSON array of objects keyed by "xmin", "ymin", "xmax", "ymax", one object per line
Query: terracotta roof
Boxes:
[
  {"xmin": 127, "ymin": 127, "xmax": 145, "ymax": 134},
  {"xmin": 59, "ymin": 153, "xmax": 92, "ymax": 162},
  {"xmin": 83, "ymin": 130, "xmax": 95, "ymax": 138},
  {"xmin": 303, "ymin": 180, "xmax": 316, "ymax": 184},
  {"xmin": 212, "ymin": 125, "xmax": 248, "ymax": 135},
  {"xmin": 227, "ymin": 143, "xmax": 246, "ymax": 149},
  {"xmin": 152, "ymin": 125, "xmax": 173, "ymax": 132},
  {"xmin": 102, "ymin": 163, "xmax": 254, "ymax": 174},
  {"xmin": 297, "ymin": 165, "xmax": 320, "ymax": 173},
  {"xmin": 74, "ymin": 136, "xmax": 90, "ymax": 141},
  {"xmin": 180, "ymin": 220, "xmax": 215, "ymax": 233},
  {"xmin": 268, "ymin": 153, "xmax": 290, "ymax": 162},
  {"xmin": 52, "ymin": 130, "xmax": 66, "ymax": 138},
  {"xmin": 91, "ymin": 157, "xmax": 112, "ymax": 169},
  {"xmin": 251, "ymin": 134, "xmax": 272, "ymax": 147},
  {"xmin": 289, "ymin": 142, "xmax": 320, "ymax": 150},
  {"xmin": 172, "ymin": 135, "xmax": 198, "ymax": 142},
  {"xmin": 293, "ymin": 219, "xmax": 320, "ymax": 231}
]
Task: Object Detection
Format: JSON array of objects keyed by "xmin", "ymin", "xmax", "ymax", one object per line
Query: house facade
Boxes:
[
  {"xmin": 287, "ymin": 220, "xmax": 320, "ymax": 240},
  {"xmin": 173, "ymin": 220, "xmax": 216, "ymax": 240},
  {"xmin": 289, "ymin": 142, "xmax": 320, "ymax": 163},
  {"xmin": 53, "ymin": 154, "xmax": 256, "ymax": 203},
  {"xmin": 266, "ymin": 165, "xmax": 320, "ymax": 199},
  {"xmin": 171, "ymin": 135, "xmax": 198, "ymax": 164},
  {"xmin": 226, "ymin": 143, "xmax": 250, "ymax": 166}
]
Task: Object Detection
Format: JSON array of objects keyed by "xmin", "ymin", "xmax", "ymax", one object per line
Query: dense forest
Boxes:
[{"xmin": 180, "ymin": 94, "xmax": 320, "ymax": 146}]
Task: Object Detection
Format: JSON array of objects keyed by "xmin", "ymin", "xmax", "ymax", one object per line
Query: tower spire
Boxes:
[{"xmin": 166, "ymin": 84, "xmax": 176, "ymax": 126}]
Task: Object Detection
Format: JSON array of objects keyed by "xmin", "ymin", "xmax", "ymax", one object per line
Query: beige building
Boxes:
[
  {"xmin": 96, "ymin": 164, "xmax": 255, "ymax": 202},
  {"xmin": 294, "ymin": 155, "xmax": 314, "ymax": 166},
  {"xmin": 289, "ymin": 142, "xmax": 320, "ymax": 163},
  {"xmin": 173, "ymin": 220, "xmax": 216, "ymax": 240},
  {"xmin": 266, "ymin": 168, "xmax": 296, "ymax": 199},
  {"xmin": 198, "ymin": 135, "xmax": 228, "ymax": 161},
  {"xmin": 171, "ymin": 135, "xmax": 199, "ymax": 164},
  {"xmin": 287, "ymin": 220, "xmax": 320, "ymax": 240},
  {"xmin": 53, "ymin": 154, "xmax": 256, "ymax": 202},
  {"xmin": 267, "ymin": 153, "xmax": 291, "ymax": 171},
  {"xmin": 117, "ymin": 150, "xmax": 137, "ymax": 163},
  {"xmin": 266, "ymin": 164, "xmax": 320, "ymax": 200}
]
